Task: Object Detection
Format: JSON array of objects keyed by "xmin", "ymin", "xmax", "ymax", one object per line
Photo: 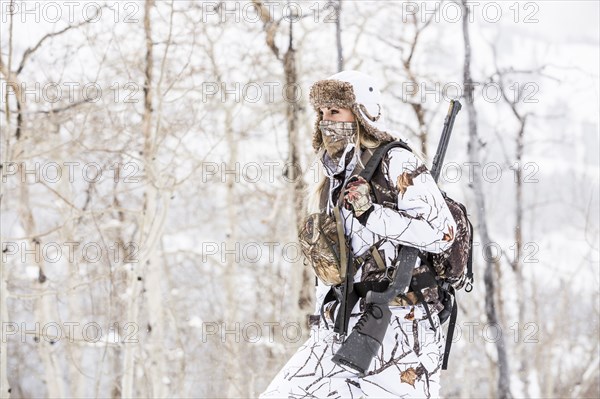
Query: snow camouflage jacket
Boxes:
[
  {"xmin": 313, "ymin": 141, "xmax": 458, "ymax": 315},
  {"xmin": 260, "ymin": 142, "xmax": 459, "ymax": 398}
]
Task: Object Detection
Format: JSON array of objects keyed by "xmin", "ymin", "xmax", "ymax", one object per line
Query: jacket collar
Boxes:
[{"xmin": 321, "ymin": 142, "xmax": 358, "ymax": 179}]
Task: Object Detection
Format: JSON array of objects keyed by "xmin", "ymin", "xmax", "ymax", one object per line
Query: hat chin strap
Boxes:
[{"xmin": 358, "ymin": 103, "xmax": 381, "ymax": 122}]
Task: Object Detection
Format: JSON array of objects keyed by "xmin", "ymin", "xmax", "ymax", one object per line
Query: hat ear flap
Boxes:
[{"xmin": 312, "ymin": 114, "xmax": 323, "ymax": 152}]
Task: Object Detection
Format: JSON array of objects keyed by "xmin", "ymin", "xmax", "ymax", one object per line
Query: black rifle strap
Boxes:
[
  {"xmin": 408, "ymin": 261, "xmax": 438, "ymax": 331},
  {"xmin": 442, "ymin": 285, "xmax": 458, "ymax": 370},
  {"xmin": 412, "ymin": 286, "xmax": 436, "ymax": 332},
  {"xmin": 360, "ymin": 140, "xmax": 422, "ymax": 310}
]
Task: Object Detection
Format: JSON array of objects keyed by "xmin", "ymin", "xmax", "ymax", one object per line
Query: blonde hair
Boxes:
[{"xmin": 305, "ymin": 121, "xmax": 380, "ymax": 215}]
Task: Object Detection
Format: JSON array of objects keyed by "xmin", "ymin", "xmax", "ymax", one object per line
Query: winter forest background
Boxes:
[{"xmin": 0, "ymin": 0, "xmax": 598, "ymax": 398}]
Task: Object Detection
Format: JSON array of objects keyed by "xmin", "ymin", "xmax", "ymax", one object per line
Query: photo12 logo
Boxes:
[
  {"xmin": 200, "ymin": 321, "xmax": 303, "ymax": 344},
  {"xmin": 2, "ymin": 241, "xmax": 140, "ymax": 265},
  {"xmin": 1, "ymin": 161, "xmax": 141, "ymax": 184},
  {"xmin": 401, "ymin": 81, "xmax": 540, "ymax": 104},
  {"xmin": 1, "ymin": 81, "xmax": 140, "ymax": 105},
  {"xmin": 1, "ymin": 1, "xmax": 140, "ymax": 24},
  {"xmin": 199, "ymin": 1, "xmax": 338, "ymax": 24},
  {"xmin": 1, "ymin": 321, "xmax": 139, "ymax": 344},
  {"xmin": 398, "ymin": 1, "xmax": 540, "ymax": 24}
]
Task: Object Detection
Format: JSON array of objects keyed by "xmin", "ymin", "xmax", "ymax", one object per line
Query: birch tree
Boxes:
[
  {"xmin": 251, "ymin": 0, "xmax": 312, "ymax": 330},
  {"xmin": 0, "ymin": 4, "xmax": 104, "ymax": 397},
  {"xmin": 462, "ymin": 1, "xmax": 511, "ymax": 397}
]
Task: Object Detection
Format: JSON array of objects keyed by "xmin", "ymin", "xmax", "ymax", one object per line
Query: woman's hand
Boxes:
[{"xmin": 343, "ymin": 176, "xmax": 373, "ymax": 217}]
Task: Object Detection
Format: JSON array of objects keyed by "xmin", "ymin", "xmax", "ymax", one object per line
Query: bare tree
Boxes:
[
  {"xmin": 0, "ymin": 2, "xmax": 103, "ymax": 397},
  {"xmin": 132, "ymin": 1, "xmax": 171, "ymax": 397},
  {"xmin": 251, "ymin": 0, "xmax": 313, "ymax": 328},
  {"xmin": 372, "ymin": 2, "xmax": 441, "ymax": 158},
  {"xmin": 462, "ymin": 1, "xmax": 511, "ymax": 397},
  {"xmin": 489, "ymin": 46, "xmax": 539, "ymax": 397},
  {"xmin": 335, "ymin": 0, "xmax": 344, "ymax": 72}
]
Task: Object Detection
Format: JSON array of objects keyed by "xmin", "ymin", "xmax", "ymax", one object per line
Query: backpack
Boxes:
[
  {"xmin": 358, "ymin": 139, "xmax": 474, "ymax": 370},
  {"xmin": 298, "ymin": 211, "xmax": 346, "ymax": 286}
]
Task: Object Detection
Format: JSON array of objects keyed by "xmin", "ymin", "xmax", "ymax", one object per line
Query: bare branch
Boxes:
[{"xmin": 16, "ymin": 5, "xmax": 110, "ymax": 75}]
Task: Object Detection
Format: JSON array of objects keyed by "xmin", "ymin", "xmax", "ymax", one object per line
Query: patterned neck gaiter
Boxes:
[{"xmin": 319, "ymin": 120, "xmax": 357, "ymax": 161}]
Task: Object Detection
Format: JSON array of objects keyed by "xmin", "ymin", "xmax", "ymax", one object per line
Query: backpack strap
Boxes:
[
  {"xmin": 442, "ymin": 285, "xmax": 458, "ymax": 370},
  {"xmin": 370, "ymin": 246, "xmax": 386, "ymax": 271},
  {"xmin": 465, "ymin": 217, "xmax": 474, "ymax": 292},
  {"xmin": 358, "ymin": 140, "xmax": 412, "ymax": 182},
  {"xmin": 439, "ymin": 217, "xmax": 473, "ymax": 367}
]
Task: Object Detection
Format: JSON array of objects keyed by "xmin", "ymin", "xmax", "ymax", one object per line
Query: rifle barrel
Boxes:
[{"xmin": 431, "ymin": 100, "xmax": 462, "ymax": 182}]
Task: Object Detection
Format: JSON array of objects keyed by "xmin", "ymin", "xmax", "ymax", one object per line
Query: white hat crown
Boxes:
[{"xmin": 325, "ymin": 70, "xmax": 384, "ymax": 124}]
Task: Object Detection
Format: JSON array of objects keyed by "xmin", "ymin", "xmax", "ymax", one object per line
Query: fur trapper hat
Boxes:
[{"xmin": 309, "ymin": 70, "xmax": 397, "ymax": 152}]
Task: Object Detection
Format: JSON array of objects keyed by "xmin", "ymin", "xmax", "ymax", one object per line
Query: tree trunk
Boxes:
[
  {"xmin": 283, "ymin": 39, "xmax": 312, "ymax": 332},
  {"xmin": 224, "ymin": 106, "xmax": 242, "ymax": 398},
  {"xmin": 252, "ymin": 0, "xmax": 313, "ymax": 333},
  {"xmin": 2, "ymin": 48, "xmax": 66, "ymax": 399},
  {"xmin": 335, "ymin": 0, "xmax": 344, "ymax": 72},
  {"xmin": 462, "ymin": 1, "xmax": 512, "ymax": 397},
  {"xmin": 0, "ymin": 6, "xmax": 13, "ymax": 394},
  {"xmin": 507, "ymin": 82, "xmax": 529, "ymax": 397},
  {"xmin": 120, "ymin": 266, "xmax": 142, "ymax": 398},
  {"xmin": 15, "ymin": 167, "xmax": 65, "ymax": 398},
  {"xmin": 0, "ymin": 264, "xmax": 10, "ymax": 399},
  {"xmin": 139, "ymin": 1, "xmax": 170, "ymax": 397}
]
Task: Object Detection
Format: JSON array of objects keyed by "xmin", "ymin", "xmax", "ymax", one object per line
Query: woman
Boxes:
[{"xmin": 260, "ymin": 70, "xmax": 457, "ymax": 398}]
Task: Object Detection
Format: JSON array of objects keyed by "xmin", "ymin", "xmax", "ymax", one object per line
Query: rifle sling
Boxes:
[{"xmin": 333, "ymin": 205, "xmax": 348, "ymax": 279}]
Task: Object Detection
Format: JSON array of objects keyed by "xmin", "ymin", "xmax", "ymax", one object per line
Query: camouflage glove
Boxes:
[{"xmin": 343, "ymin": 176, "xmax": 373, "ymax": 218}]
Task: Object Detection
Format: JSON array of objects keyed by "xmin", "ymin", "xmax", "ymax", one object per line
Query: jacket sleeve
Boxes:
[{"xmin": 355, "ymin": 147, "xmax": 457, "ymax": 254}]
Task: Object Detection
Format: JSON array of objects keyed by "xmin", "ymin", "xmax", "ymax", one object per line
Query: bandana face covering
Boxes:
[{"xmin": 319, "ymin": 120, "xmax": 357, "ymax": 161}]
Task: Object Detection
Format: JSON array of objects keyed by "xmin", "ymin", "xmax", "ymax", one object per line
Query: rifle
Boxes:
[{"xmin": 331, "ymin": 100, "xmax": 462, "ymax": 376}]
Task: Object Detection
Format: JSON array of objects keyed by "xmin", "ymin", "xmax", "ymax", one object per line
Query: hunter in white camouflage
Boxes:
[{"xmin": 260, "ymin": 71, "xmax": 457, "ymax": 398}]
